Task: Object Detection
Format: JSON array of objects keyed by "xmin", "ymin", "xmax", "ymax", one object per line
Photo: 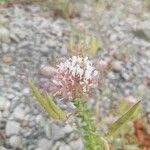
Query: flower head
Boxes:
[{"xmin": 50, "ymin": 56, "xmax": 99, "ymax": 100}]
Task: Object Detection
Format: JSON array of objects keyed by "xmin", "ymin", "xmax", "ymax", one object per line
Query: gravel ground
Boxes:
[{"xmin": 0, "ymin": 1, "xmax": 150, "ymax": 149}]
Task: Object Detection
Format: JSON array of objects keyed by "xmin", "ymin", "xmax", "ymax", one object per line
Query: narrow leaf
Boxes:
[
  {"xmin": 45, "ymin": 92, "xmax": 67, "ymax": 121},
  {"xmin": 28, "ymin": 80, "xmax": 59, "ymax": 119},
  {"xmin": 107, "ymin": 101, "xmax": 141, "ymax": 137}
]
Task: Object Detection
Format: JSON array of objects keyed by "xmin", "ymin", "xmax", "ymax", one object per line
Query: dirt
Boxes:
[{"xmin": 134, "ymin": 119, "xmax": 150, "ymax": 150}]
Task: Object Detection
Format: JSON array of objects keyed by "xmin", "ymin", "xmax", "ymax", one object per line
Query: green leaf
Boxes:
[
  {"xmin": 89, "ymin": 35, "xmax": 102, "ymax": 56},
  {"xmin": 44, "ymin": 92, "xmax": 67, "ymax": 121},
  {"xmin": 28, "ymin": 80, "xmax": 59, "ymax": 119},
  {"xmin": 28, "ymin": 80, "xmax": 67, "ymax": 121},
  {"xmin": 107, "ymin": 101, "xmax": 141, "ymax": 137}
]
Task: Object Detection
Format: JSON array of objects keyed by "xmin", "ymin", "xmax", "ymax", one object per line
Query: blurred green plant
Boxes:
[
  {"xmin": 28, "ymin": 80, "xmax": 67, "ymax": 121},
  {"xmin": 29, "ymin": 79, "xmax": 140, "ymax": 150},
  {"xmin": 67, "ymin": 34, "xmax": 102, "ymax": 56},
  {"xmin": 107, "ymin": 101, "xmax": 141, "ymax": 137},
  {"xmin": 144, "ymin": 0, "xmax": 150, "ymax": 9},
  {"xmin": 74, "ymin": 98, "xmax": 107, "ymax": 150}
]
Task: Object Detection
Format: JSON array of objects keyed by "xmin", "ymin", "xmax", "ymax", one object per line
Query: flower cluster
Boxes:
[{"xmin": 51, "ymin": 56, "xmax": 99, "ymax": 100}]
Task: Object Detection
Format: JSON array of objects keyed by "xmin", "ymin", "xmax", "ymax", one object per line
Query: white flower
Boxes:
[{"xmin": 51, "ymin": 56, "xmax": 99, "ymax": 100}]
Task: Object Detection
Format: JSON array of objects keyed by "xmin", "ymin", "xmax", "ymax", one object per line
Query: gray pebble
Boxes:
[
  {"xmin": 5, "ymin": 121, "xmax": 21, "ymax": 136},
  {"xmin": 0, "ymin": 27, "xmax": 10, "ymax": 42},
  {"xmin": 38, "ymin": 138, "xmax": 52, "ymax": 150},
  {"xmin": 9, "ymin": 135, "xmax": 21, "ymax": 148}
]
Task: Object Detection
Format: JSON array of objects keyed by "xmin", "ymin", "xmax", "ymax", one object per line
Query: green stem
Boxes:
[{"xmin": 74, "ymin": 98, "xmax": 105, "ymax": 150}]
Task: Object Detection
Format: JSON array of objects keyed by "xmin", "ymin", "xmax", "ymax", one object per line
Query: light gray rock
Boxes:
[
  {"xmin": 63, "ymin": 125, "xmax": 73, "ymax": 134},
  {"xmin": 11, "ymin": 27, "xmax": 26, "ymax": 40},
  {"xmin": 51, "ymin": 141, "xmax": 61, "ymax": 150},
  {"xmin": 13, "ymin": 82, "xmax": 21, "ymax": 91},
  {"xmin": 22, "ymin": 88, "xmax": 30, "ymax": 95},
  {"xmin": 121, "ymin": 72, "xmax": 130, "ymax": 81},
  {"xmin": 40, "ymin": 46, "xmax": 50, "ymax": 54},
  {"xmin": 107, "ymin": 71, "xmax": 116, "ymax": 80},
  {"xmin": 36, "ymin": 115, "xmax": 45, "ymax": 126},
  {"xmin": 18, "ymin": 41, "xmax": 30, "ymax": 49},
  {"xmin": 44, "ymin": 121, "xmax": 52, "ymax": 139},
  {"xmin": 10, "ymin": 33, "xmax": 20, "ymax": 43},
  {"xmin": 59, "ymin": 144, "xmax": 71, "ymax": 150},
  {"xmin": 14, "ymin": 6, "xmax": 25, "ymax": 18},
  {"xmin": 0, "ymin": 27, "xmax": 10, "ymax": 42},
  {"xmin": 9, "ymin": 135, "xmax": 21, "ymax": 148},
  {"xmin": 110, "ymin": 33, "xmax": 117, "ymax": 42},
  {"xmin": 2, "ymin": 43, "xmax": 9, "ymax": 52},
  {"xmin": 3, "ymin": 101, "xmax": 11, "ymax": 110},
  {"xmin": 0, "ymin": 96, "xmax": 6, "ymax": 110},
  {"xmin": 70, "ymin": 139, "xmax": 84, "ymax": 150},
  {"xmin": 12, "ymin": 106, "xmax": 26, "ymax": 120},
  {"xmin": 0, "ymin": 96, "xmax": 10, "ymax": 111},
  {"xmin": 38, "ymin": 138, "xmax": 52, "ymax": 150},
  {"xmin": 7, "ymin": 94, "xmax": 15, "ymax": 100},
  {"xmin": 0, "ymin": 146, "xmax": 7, "ymax": 150},
  {"xmin": 3, "ymin": 110, "xmax": 10, "ymax": 118},
  {"xmin": 111, "ymin": 60, "xmax": 122, "ymax": 71},
  {"xmin": 0, "ymin": 16, "xmax": 8, "ymax": 26},
  {"xmin": 44, "ymin": 123, "xmax": 66, "ymax": 141},
  {"xmin": 5, "ymin": 121, "xmax": 21, "ymax": 136},
  {"xmin": 50, "ymin": 124, "xmax": 66, "ymax": 141}
]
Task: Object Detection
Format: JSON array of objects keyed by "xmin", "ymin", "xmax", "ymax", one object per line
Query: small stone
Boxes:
[
  {"xmin": 38, "ymin": 138, "xmax": 52, "ymax": 150},
  {"xmin": 51, "ymin": 124, "xmax": 66, "ymax": 140},
  {"xmin": 107, "ymin": 71, "xmax": 116, "ymax": 80},
  {"xmin": 14, "ymin": 6, "xmax": 24, "ymax": 18},
  {"xmin": 40, "ymin": 46, "xmax": 50, "ymax": 54},
  {"xmin": 0, "ymin": 27, "xmax": 10, "ymax": 42},
  {"xmin": 9, "ymin": 135, "xmax": 21, "ymax": 148},
  {"xmin": 61, "ymin": 45, "xmax": 67, "ymax": 55},
  {"xmin": 13, "ymin": 82, "xmax": 21, "ymax": 90},
  {"xmin": 10, "ymin": 33, "xmax": 20, "ymax": 43},
  {"xmin": 63, "ymin": 124, "xmax": 73, "ymax": 134},
  {"xmin": 0, "ymin": 96, "xmax": 10, "ymax": 111},
  {"xmin": 2, "ymin": 44, "xmax": 9, "ymax": 52},
  {"xmin": 11, "ymin": 27, "xmax": 26, "ymax": 40},
  {"xmin": 5, "ymin": 121, "xmax": 21, "ymax": 136},
  {"xmin": 3, "ymin": 110, "xmax": 10, "ymax": 118},
  {"xmin": 110, "ymin": 34, "xmax": 117, "ymax": 42},
  {"xmin": 59, "ymin": 144, "xmax": 71, "ymax": 150},
  {"xmin": 22, "ymin": 88, "xmax": 30, "ymax": 95},
  {"xmin": 111, "ymin": 60, "xmax": 122, "ymax": 71},
  {"xmin": 70, "ymin": 139, "xmax": 84, "ymax": 150},
  {"xmin": 18, "ymin": 41, "xmax": 29, "ymax": 49},
  {"xmin": 44, "ymin": 121, "xmax": 51, "ymax": 139},
  {"xmin": 0, "ymin": 146, "xmax": 7, "ymax": 150},
  {"xmin": 0, "ymin": 16, "xmax": 8, "ymax": 26},
  {"xmin": 36, "ymin": 115, "xmax": 45, "ymax": 126},
  {"xmin": 13, "ymin": 107, "xmax": 26, "ymax": 120},
  {"xmin": 121, "ymin": 72, "xmax": 130, "ymax": 81},
  {"xmin": 2, "ymin": 55, "xmax": 13, "ymax": 65},
  {"xmin": 125, "ymin": 96, "xmax": 137, "ymax": 104},
  {"xmin": 7, "ymin": 94, "xmax": 15, "ymax": 100}
]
